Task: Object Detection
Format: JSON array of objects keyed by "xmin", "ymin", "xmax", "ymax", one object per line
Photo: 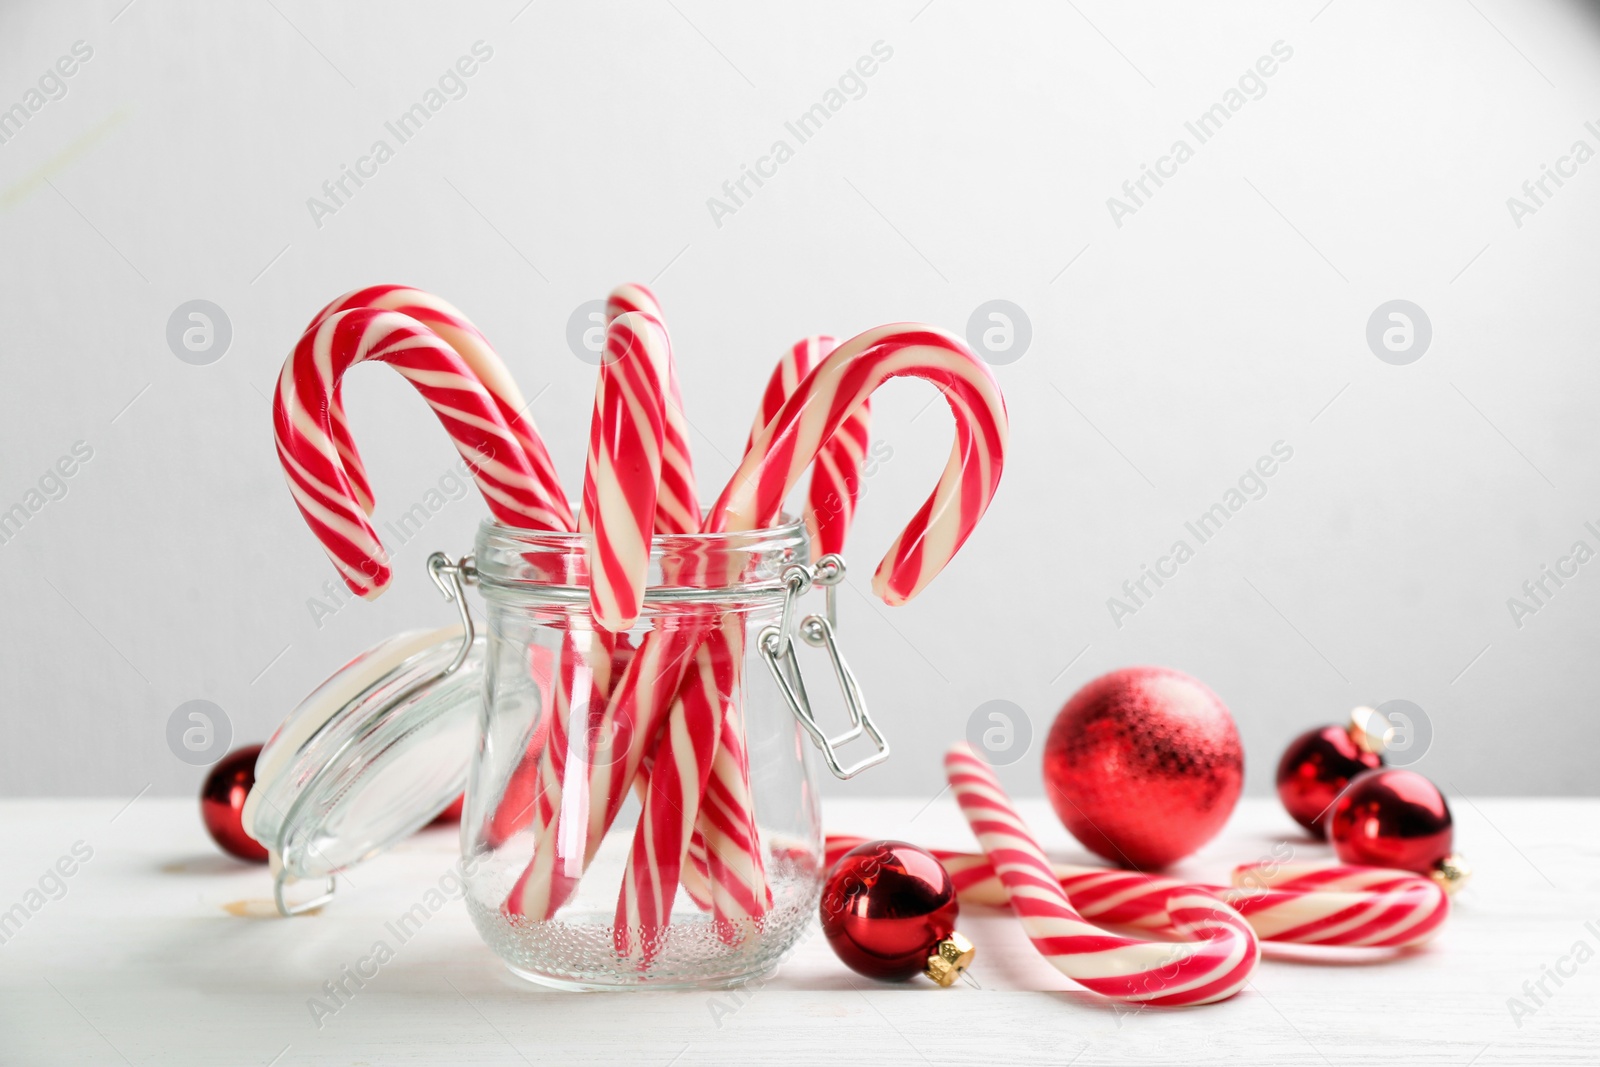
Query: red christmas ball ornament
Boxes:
[
  {"xmin": 200, "ymin": 745, "xmax": 270, "ymax": 863},
  {"xmin": 1043, "ymin": 666, "xmax": 1243, "ymax": 869},
  {"xmin": 820, "ymin": 840, "xmax": 974, "ymax": 986},
  {"xmin": 432, "ymin": 793, "xmax": 465, "ymax": 824},
  {"xmin": 1329, "ymin": 768, "xmax": 1469, "ymax": 893},
  {"xmin": 1276, "ymin": 706, "xmax": 1390, "ymax": 838}
]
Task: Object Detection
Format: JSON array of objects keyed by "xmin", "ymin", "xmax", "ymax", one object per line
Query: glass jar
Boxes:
[
  {"xmin": 462, "ymin": 518, "xmax": 828, "ymax": 990},
  {"xmin": 247, "ymin": 518, "xmax": 887, "ymax": 991}
]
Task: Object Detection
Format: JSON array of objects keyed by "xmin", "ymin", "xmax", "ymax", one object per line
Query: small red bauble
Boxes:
[
  {"xmin": 1276, "ymin": 707, "xmax": 1388, "ymax": 838},
  {"xmin": 820, "ymin": 840, "xmax": 974, "ymax": 986},
  {"xmin": 200, "ymin": 745, "xmax": 269, "ymax": 863},
  {"xmin": 1329, "ymin": 768, "xmax": 1468, "ymax": 891},
  {"xmin": 1043, "ymin": 666, "xmax": 1243, "ymax": 869},
  {"xmin": 432, "ymin": 794, "xmax": 465, "ymax": 824}
]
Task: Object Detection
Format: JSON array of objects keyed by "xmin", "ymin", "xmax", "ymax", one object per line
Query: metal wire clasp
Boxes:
[{"xmin": 758, "ymin": 554, "xmax": 889, "ymax": 780}]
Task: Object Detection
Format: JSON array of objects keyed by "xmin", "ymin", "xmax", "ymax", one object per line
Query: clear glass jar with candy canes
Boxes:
[
  {"xmin": 462, "ymin": 517, "xmax": 885, "ymax": 989},
  {"xmin": 246, "ymin": 518, "xmax": 889, "ymax": 991}
]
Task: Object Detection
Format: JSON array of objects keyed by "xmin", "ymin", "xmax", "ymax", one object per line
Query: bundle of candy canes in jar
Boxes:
[
  {"xmin": 266, "ymin": 282, "xmax": 1457, "ymax": 1003},
  {"xmin": 268, "ymin": 283, "xmax": 1005, "ymax": 971}
]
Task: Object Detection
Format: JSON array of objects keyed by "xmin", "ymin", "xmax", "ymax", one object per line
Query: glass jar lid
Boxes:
[{"xmin": 243, "ymin": 555, "xmax": 483, "ymax": 915}]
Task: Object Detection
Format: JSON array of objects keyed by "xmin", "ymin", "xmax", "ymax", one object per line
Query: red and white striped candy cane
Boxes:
[
  {"xmin": 606, "ymin": 284, "xmax": 701, "ymax": 535},
  {"xmin": 305, "ymin": 285, "xmax": 572, "ymax": 531},
  {"xmin": 1222, "ymin": 862, "xmax": 1450, "ymax": 948},
  {"xmin": 671, "ymin": 325, "xmax": 1011, "ymax": 933},
  {"xmin": 944, "ymin": 745, "xmax": 1259, "ymax": 1005},
  {"xmin": 743, "ymin": 336, "xmax": 871, "ymax": 557},
  {"xmin": 517, "ymin": 313, "xmax": 670, "ymax": 910},
  {"xmin": 525, "ymin": 322, "xmax": 1011, "ymax": 927},
  {"xmin": 824, "ymin": 835, "xmax": 1449, "ymax": 950},
  {"xmin": 579, "ymin": 312, "xmax": 668, "ymax": 632},
  {"xmin": 680, "ymin": 335, "xmax": 876, "ymax": 921},
  {"xmin": 274, "ymin": 308, "xmax": 558, "ymax": 598},
  {"xmin": 614, "ymin": 614, "xmax": 740, "ymax": 956},
  {"xmin": 708, "ymin": 323, "xmax": 1008, "ymax": 603}
]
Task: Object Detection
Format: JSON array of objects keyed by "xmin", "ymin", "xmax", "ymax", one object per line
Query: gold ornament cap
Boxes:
[
  {"xmin": 1347, "ymin": 706, "xmax": 1394, "ymax": 755},
  {"xmin": 923, "ymin": 931, "xmax": 975, "ymax": 987},
  {"xmin": 1431, "ymin": 854, "xmax": 1471, "ymax": 895}
]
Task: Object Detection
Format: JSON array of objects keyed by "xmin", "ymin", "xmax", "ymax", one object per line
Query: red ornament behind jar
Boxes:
[
  {"xmin": 1329, "ymin": 768, "xmax": 1470, "ymax": 892},
  {"xmin": 1043, "ymin": 666, "xmax": 1243, "ymax": 869},
  {"xmin": 200, "ymin": 745, "xmax": 270, "ymax": 863},
  {"xmin": 1276, "ymin": 707, "xmax": 1390, "ymax": 837}
]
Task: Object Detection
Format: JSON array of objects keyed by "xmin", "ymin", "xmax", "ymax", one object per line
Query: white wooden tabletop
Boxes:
[{"xmin": 0, "ymin": 795, "xmax": 1593, "ymax": 1065}]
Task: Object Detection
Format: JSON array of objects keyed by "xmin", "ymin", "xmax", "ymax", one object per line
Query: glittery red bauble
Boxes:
[
  {"xmin": 1276, "ymin": 725, "xmax": 1383, "ymax": 838},
  {"xmin": 1329, "ymin": 768, "xmax": 1453, "ymax": 875},
  {"xmin": 1043, "ymin": 666, "xmax": 1243, "ymax": 869},
  {"xmin": 200, "ymin": 745, "xmax": 269, "ymax": 863},
  {"xmin": 820, "ymin": 841, "xmax": 958, "ymax": 981}
]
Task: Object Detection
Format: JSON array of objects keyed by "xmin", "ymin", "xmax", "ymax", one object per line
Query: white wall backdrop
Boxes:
[{"xmin": 2, "ymin": 0, "xmax": 1598, "ymax": 802}]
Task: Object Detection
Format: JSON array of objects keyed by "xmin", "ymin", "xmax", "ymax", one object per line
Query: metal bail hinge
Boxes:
[{"xmin": 759, "ymin": 554, "xmax": 889, "ymax": 780}]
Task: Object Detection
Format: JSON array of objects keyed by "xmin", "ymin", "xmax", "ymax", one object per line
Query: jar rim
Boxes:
[
  {"xmin": 472, "ymin": 516, "xmax": 811, "ymax": 604},
  {"xmin": 475, "ymin": 514, "xmax": 807, "ymax": 549}
]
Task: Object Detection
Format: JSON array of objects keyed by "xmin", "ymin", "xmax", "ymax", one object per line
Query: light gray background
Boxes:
[{"xmin": 2, "ymin": 0, "xmax": 1597, "ymax": 801}]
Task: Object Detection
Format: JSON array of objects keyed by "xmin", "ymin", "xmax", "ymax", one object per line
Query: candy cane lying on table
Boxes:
[
  {"xmin": 305, "ymin": 285, "xmax": 572, "ymax": 532},
  {"xmin": 1221, "ymin": 862, "xmax": 1450, "ymax": 948},
  {"xmin": 274, "ymin": 308, "xmax": 559, "ymax": 598},
  {"xmin": 823, "ymin": 835, "xmax": 1449, "ymax": 950},
  {"xmin": 945, "ymin": 744, "xmax": 1259, "ymax": 1005}
]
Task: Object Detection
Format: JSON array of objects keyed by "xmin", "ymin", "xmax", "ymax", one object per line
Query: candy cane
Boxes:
[
  {"xmin": 605, "ymin": 284, "xmax": 701, "ymax": 535},
  {"xmin": 523, "ymin": 322, "xmax": 1010, "ymax": 926},
  {"xmin": 274, "ymin": 308, "xmax": 558, "ymax": 598},
  {"xmin": 614, "ymin": 614, "xmax": 740, "ymax": 956},
  {"xmin": 708, "ymin": 323, "xmax": 1008, "ymax": 603},
  {"xmin": 1222, "ymin": 862, "xmax": 1450, "ymax": 948},
  {"xmin": 510, "ymin": 314, "xmax": 670, "ymax": 913},
  {"xmin": 681, "ymin": 335, "xmax": 877, "ymax": 925},
  {"xmin": 823, "ymin": 835, "xmax": 1448, "ymax": 950},
  {"xmin": 672, "ymin": 324, "xmax": 1011, "ymax": 933},
  {"xmin": 741, "ymin": 335, "xmax": 870, "ymax": 556},
  {"xmin": 578, "ymin": 311, "xmax": 668, "ymax": 631},
  {"xmin": 944, "ymin": 744, "xmax": 1258, "ymax": 1005},
  {"xmin": 305, "ymin": 285, "xmax": 572, "ymax": 531}
]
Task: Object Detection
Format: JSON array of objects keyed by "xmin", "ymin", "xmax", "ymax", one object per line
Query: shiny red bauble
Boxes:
[
  {"xmin": 1329, "ymin": 768, "xmax": 1452, "ymax": 875},
  {"xmin": 199, "ymin": 745, "xmax": 269, "ymax": 863},
  {"xmin": 1043, "ymin": 666, "xmax": 1243, "ymax": 869},
  {"xmin": 432, "ymin": 794, "xmax": 465, "ymax": 824},
  {"xmin": 820, "ymin": 840, "xmax": 971, "ymax": 984},
  {"xmin": 1276, "ymin": 716, "xmax": 1385, "ymax": 838}
]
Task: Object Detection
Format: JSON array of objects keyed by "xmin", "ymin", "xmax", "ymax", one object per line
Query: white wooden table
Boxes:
[{"xmin": 0, "ymin": 796, "xmax": 1593, "ymax": 1065}]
